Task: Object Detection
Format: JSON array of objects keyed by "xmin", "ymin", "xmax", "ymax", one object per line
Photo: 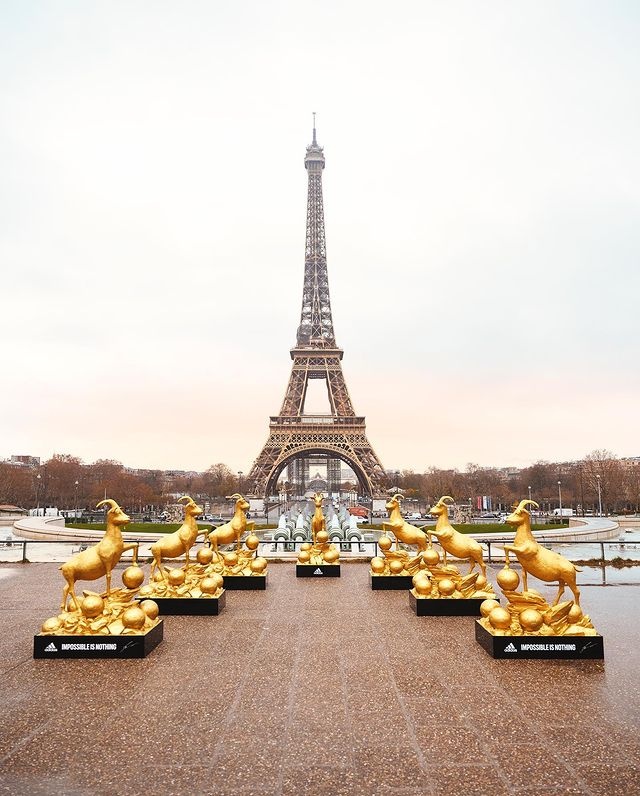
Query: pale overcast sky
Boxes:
[{"xmin": 1, "ymin": 1, "xmax": 639, "ymax": 473}]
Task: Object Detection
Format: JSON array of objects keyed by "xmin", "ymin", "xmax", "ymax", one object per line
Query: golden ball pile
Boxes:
[
  {"xmin": 80, "ymin": 594, "xmax": 105, "ymax": 618},
  {"xmin": 488, "ymin": 606, "xmax": 512, "ymax": 630},
  {"xmin": 423, "ymin": 548, "xmax": 440, "ymax": 567},
  {"xmin": 122, "ymin": 565, "xmax": 145, "ymax": 590},
  {"xmin": 370, "ymin": 557, "xmax": 385, "ymax": 574},
  {"xmin": 250, "ymin": 557, "xmax": 268, "ymax": 573},
  {"xmin": 480, "ymin": 599, "xmax": 500, "ymax": 618},
  {"xmin": 201, "ymin": 577, "xmax": 220, "ymax": 595},
  {"xmin": 245, "ymin": 534, "xmax": 260, "ymax": 550},
  {"xmin": 413, "ymin": 574, "xmax": 431, "ymax": 596},
  {"xmin": 122, "ymin": 606, "xmax": 147, "ymax": 630},
  {"xmin": 497, "ymin": 567, "xmax": 520, "ymax": 592},
  {"xmin": 519, "ymin": 608, "xmax": 544, "ymax": 632},
  {"xmin": 197, "ymin": 548, "xmax": 214, "ymax": 565},
  {"xmin": 168, "ymin": 568, "xmax": 186, "ymax": 587},
  {"xmin": 139, "ymin": 599, "xmax": 159, "ymax": 620},
  {"xmin": 438, "ymin": 578, "xmax": 456, "ymax": 597}
]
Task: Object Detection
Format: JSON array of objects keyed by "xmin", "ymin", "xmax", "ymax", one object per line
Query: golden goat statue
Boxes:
[
  {"xmin": 503, "ymin": 499, "xmax": 581, "ymax": 606},
  {"xmin": 150, "ymin": 495, "xmax": 208, "ymax": 582},
  {"xmin": 59, "ymin": 498, "xmax": 139, "ymax": 611},
  {"xmin": 311, "ymin": 492, "xmax": 326, "ymax": 545},
  {"xmin": 428, "ymin": 496, "xmax": 486, "ymax": 577},
  {"xmin": 383, "ymin": 494, "xmax": 429, "ymax": 551},
  {"xmin": 208, "ymin": 493, "xmax": 254, "ymax": 562}
]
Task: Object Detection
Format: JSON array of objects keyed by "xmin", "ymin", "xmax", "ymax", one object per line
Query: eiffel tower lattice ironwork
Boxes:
[{"xmin": 247, "ymin": 123, "xmax": 386, "ymax": 498}]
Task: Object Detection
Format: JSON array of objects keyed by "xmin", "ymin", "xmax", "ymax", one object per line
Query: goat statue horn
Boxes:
[
  {"xmin": 439, "ymin": 496, "xmax": 455, "ymax": 505},
  {"xmin": 393, "ymin": 493, "xmax": 405, "ymax": 502},
  {"xmin": 177, "ymin": 495, "xmax": 193, "ymax": 504},
  {"xmin": 96, "ymin": 498, "xmax": 120, "ymax": 511},
  {"xmin": 517, "ymin": 499, "xmax": 539, "ymax": 512},
  {"xmin": 226, "ymin": 493, "xmax": 243, "ymax": 501}
]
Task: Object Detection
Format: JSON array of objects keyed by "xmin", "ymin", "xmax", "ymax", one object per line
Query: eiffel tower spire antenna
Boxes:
[{"xmin": 247, "ymin": 128, "xmax": 386, "ymax": 499}]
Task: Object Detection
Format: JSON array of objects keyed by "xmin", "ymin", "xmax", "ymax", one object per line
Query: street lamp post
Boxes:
[
  {"xmin": 558, "ymin": 480, "xmax": 562, "ymax": 517},
  {"xmin": 35, "ymin": 473, "xmax": 42, "ymax": 515},
  {"xmin": 596, "ymin": 474, "xmax": 602, "ymax": 517},
  {"xmin": 74, "ymin": 480, "xmax": 79, "ymax": 519},
  {"xmin": 528, "ymin": 485, "xmax": 532, "ymax": 505}
]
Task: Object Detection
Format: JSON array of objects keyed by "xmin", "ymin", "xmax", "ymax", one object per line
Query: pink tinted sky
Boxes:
[{"xmin": 1, "ymin": 2, "xmax": 639, "ymax": 473}]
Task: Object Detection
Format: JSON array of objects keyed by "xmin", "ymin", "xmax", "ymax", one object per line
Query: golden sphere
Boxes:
[
  {"xmin": 197, "ymin": 547, "xmax": 214, "ymax": 565},
  {"xmin": 80, "ymin": 594, "xmax": 105, "ymax": 618},
  {"xmin": 489, "ymin": 606, "xmax": 512, "ymax": 630},
  {"xmin": 370, "ymin": 557, "xmax": 385, "ymax": 574},
  {"xmin": 497, "ymin": 567, "xmax": 520, "ymax": 592},
  {"xmin": 389, "ymin": 559, "xmax": 404, "ymax": 575},
  {"xmin": 413, "ymin": 575, "xmax": 431, "ymax": 596},
  {"xmin": 139, "ymin": 599, "xmax": 159, "ymax": 620},
  {"xmin": 316, "ymin": 530, "xmax": 329, "ymax": 544},
  {"xmin": 423, "ymin": 548, "xmax": 440, "ymax": 567},
  {"xmin": 122, "ymin": 606, "xmax": 147, "ymax": 630},
  {"xmin": 324, "ymin": 548, "xmax": 339, "ymax": 563},
  {"xmin": 300, "ymin": 543, "xmax": 312, "ymax": 552},
  {"xmin": 567, "ymin": 604, "xmax": 583, "ymax": 623},
  {"xmin": 250, "ymin": 557, "xmax": 268, "ymax": 573},
  {"xmin": 475, "ymin": 574, "xmax": 488, "ymax": 590},
  {"xmin": 167, "ymin": 568, "xmax": 186, "ymax": 587},
  {"xmin": 207, "ymin": 573, "xmax": 224, "ymax": 591},
  {"xmin": 298, "ymin": 550, "xmax": 311, "ymax": 563},
  {"xmin": 378, "ymin": 535, "xmax": 393, "ymax": 551},
  {"xmin": 201, "ymin": 577, "xmax": 219, "ymax": 595},
  {"xmin": 245, "ymin": 534, "xmax": 260, "ymax": 551},
  {"xmin": 438, "ymin": 578, "xmax": 456, "ymax": 596},
  {"xmin": 224, "ymin": 551, "xmax": 238, "ymax": 566},
  {"xmin": 121, "ymin": 565, "xmax": 145, "ymax": 590},
  {"xmin": 41, "ymin": 617, "xmax": 63, "ymax": 633},
  {"xmin": 480, "ymin": 599, "xmax": 500, "ymax": 618},
  {"xmin": 519, "ymin": 608, "xmax": 544, "ymax": 632}
]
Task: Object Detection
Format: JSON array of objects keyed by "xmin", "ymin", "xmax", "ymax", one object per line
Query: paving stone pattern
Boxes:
[{"xmin": 0, "ymin": 562, "xmax": 639, "ymax": 795}]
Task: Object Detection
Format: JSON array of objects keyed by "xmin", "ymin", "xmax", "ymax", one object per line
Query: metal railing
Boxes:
[{"xmin": 2, "ymin": 536, "xmax": 638, "ymax": 565}]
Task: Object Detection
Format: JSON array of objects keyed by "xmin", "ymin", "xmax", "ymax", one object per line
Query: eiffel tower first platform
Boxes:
[{"xmin": 247, "ymin": 123, "xmax": 386, "ymax": 498}]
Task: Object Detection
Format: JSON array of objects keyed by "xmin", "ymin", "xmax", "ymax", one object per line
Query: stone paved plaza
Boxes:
[{"xmin": 0, "ymin": 561, "xmax": 639, "ymax": 795}]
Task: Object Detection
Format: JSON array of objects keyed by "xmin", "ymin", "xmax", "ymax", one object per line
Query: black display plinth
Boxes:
[
  {"xmin": 223, "ymin": 574, "xmax": 267, "ymax": 590},
  {"xmin": 370, "ymin": 573, "xmax": 413, "ymax": 590},
  {"xmin": 141, "ymin": 591, "xmax": 226, "ymax": 615},
  {"xmin": 296, "ymin": 564, "xmax": 341, "ymax": 577},
  {"xmin": 34, "ymin": 621, "xmax": 164, "ymax": 659},
  {"xmin": 409, "ymin": 592, "xmax": 486, "ymax": 616},
  {"xmin": 475, "ymin": 621, "xmax": 604, "ymax": 659}
]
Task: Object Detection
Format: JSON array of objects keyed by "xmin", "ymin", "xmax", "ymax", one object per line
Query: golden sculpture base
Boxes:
[
  {"xmin": 475, "ymin": 621, "xmax": 604, "ymax": 659},
  {"xmin": 370, "ymin": 573, "xmax": 413, "ymax": 590},
  {"xmin": 410, "ymin": 592, "xmax": 487, "ymax": 616},
  {"xmin": 223, "ymin": 574, "xmax": 267, "ymax": 590},
  {"xmin": 34, "ymin": 621, "xmax": 164, "ymax": 659},
  {"xmin": 296, "ymin": 564, "xmax": 340, "ymax": 577},
  {"xmin": 137, "ymin": 592, "xmax": 226, "ymax": 615}
]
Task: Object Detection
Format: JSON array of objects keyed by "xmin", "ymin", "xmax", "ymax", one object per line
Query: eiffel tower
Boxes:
[{"xmin": 247, "ymin": 121, "xmax": 386, "ymax": 498}]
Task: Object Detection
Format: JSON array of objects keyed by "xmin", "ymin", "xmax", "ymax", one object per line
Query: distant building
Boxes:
[{"xmin": 9, "ymin": 455, "xmax": 40, "ymax": 467}]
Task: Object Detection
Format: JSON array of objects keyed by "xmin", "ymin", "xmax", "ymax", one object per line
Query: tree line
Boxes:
[{"xmin": 0, "ymin": 449, "xmax": 637, "ymax": 515}]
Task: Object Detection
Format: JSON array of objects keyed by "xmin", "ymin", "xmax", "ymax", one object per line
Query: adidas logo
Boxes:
[
  {"xmin": 503, "ymin": 642, "xmax": 518, "ymax": 653},
  {"xmin": 44, "ymin": 642, "xmax": 57, "ymax": 653},
  {"xmin": 313, "ymin": 568, "xmax": 323, "ymax": 575}
]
